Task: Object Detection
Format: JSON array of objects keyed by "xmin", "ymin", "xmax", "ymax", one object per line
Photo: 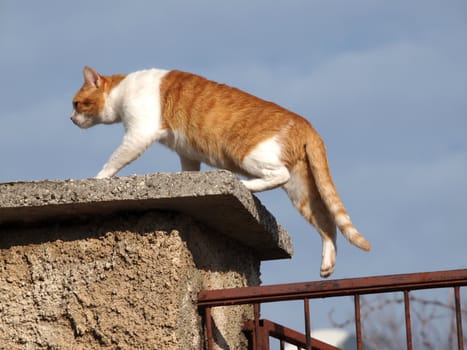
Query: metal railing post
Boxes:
[
  {"xmin": 403, "ymin": 290, "xmax": 413, "ymax": 350},
  {"xmin": 304, "ymin": 298, "xmax": 311, "ymax": 350},
  {"xmin": 454, "ymin": 286, "xmax": 464, "ymax": 350},
  {"xmin": 205, "ymin": 306, "xmax": 214, "ymax": 350},
  {"xmin": 354, "ymin": 294, "xmax": 363, "ymax": 350}
]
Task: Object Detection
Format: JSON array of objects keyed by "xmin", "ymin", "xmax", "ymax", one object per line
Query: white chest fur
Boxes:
[
  {"xmin": 105, "ymin": 69, "xmax": 169, "ymax": 134},
  {"xmin": 96, "ymin": 69, "xmax": 169, "ymax": 178}
]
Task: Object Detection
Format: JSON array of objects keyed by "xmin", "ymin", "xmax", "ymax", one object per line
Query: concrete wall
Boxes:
[{"xmin": 0, "ymin": 171, "xmax": 292, "ymax": 350}]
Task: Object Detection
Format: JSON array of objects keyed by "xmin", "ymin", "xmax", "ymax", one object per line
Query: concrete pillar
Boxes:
[{"xmin": 0, "ymin": 171, "xmax": 292, "ymax": 349}]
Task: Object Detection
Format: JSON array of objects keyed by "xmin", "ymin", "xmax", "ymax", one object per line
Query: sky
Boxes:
[{"xmin": 1, "ymin": 0, "xmax": 466, "ymax": 337}]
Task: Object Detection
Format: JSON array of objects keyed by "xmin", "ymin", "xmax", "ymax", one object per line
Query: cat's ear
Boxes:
[{"xmin": 83, "ymin": 66, "xmax": 101, "ymax": 88}]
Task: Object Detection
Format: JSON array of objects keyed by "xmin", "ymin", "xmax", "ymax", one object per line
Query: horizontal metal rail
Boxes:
[{"xmin": 198, "ymin": 269, "xmax": 467, "ymax": 307}]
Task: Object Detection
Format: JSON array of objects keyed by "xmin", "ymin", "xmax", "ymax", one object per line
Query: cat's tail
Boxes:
[{"xmin": 305, "ymin": 135, "xmax": 371, "ymax": 252}]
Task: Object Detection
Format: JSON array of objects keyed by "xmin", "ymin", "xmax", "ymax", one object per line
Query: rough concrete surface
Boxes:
[
  {"xmin": 0, "ymin": 211, "xmax": 259, "ymax": 349},
  {"xmin": 0, "ymin": 171, "xmax": 293, "ymax": 349},
  {"xmin": 0, "ymin": 171, "xmax": 293, "ymax": 260}
]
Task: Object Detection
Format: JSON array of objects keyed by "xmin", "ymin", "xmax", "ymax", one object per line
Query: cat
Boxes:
[{"xmin": 71, "ymin": 66, "xmax": 371, "ymax": 277}]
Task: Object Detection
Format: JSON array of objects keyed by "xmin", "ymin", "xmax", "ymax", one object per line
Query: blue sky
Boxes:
[{"xmin": 1, "ymin": 0, "xmax": 466, "ymax": 333}]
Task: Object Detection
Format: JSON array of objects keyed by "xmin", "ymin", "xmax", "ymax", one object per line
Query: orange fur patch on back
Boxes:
[{"xmin": 159, "ymin": 70, "xmax": 313, "ymax": 169}]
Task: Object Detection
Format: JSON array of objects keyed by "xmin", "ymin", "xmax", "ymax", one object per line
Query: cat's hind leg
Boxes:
[
  {"xmin": 180, "ymin": 155, "xmax": 201, "ymax": 171},
  {"xmin": 240, "ymin": 138, "xmax": 290, "ymax": 192},
  {"xmin": 240, "ymin": 168, "xmax": 289, "ymax": 192},
  {"xmin": 283, "ymin": 160, "xmax": 337, "ymax": 277}
]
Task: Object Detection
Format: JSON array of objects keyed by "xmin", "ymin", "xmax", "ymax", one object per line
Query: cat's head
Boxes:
[{"xmin": 70, "ymin": 67, "xmax": 113, "ymax": 129}]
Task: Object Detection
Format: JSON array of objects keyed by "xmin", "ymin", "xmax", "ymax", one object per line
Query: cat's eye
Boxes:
[{"xmin": 73, "ymin": 101, "xmax": 91, "ymax": 110}]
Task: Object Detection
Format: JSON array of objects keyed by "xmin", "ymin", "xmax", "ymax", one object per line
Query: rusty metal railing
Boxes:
[{"xmin": 198, "ymin": 269, "xmax": 467, "ymax": 350}]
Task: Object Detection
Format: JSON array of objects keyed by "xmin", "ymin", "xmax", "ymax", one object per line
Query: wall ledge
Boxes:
[{"xmin": 0, "ymin": 170, "xmax": 293, "ymax": 260}]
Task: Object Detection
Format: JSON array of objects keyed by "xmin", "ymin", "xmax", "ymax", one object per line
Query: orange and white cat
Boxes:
[{"xmin": 71, "ymin": 66, "xmax": 371, "ymax": 277}]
